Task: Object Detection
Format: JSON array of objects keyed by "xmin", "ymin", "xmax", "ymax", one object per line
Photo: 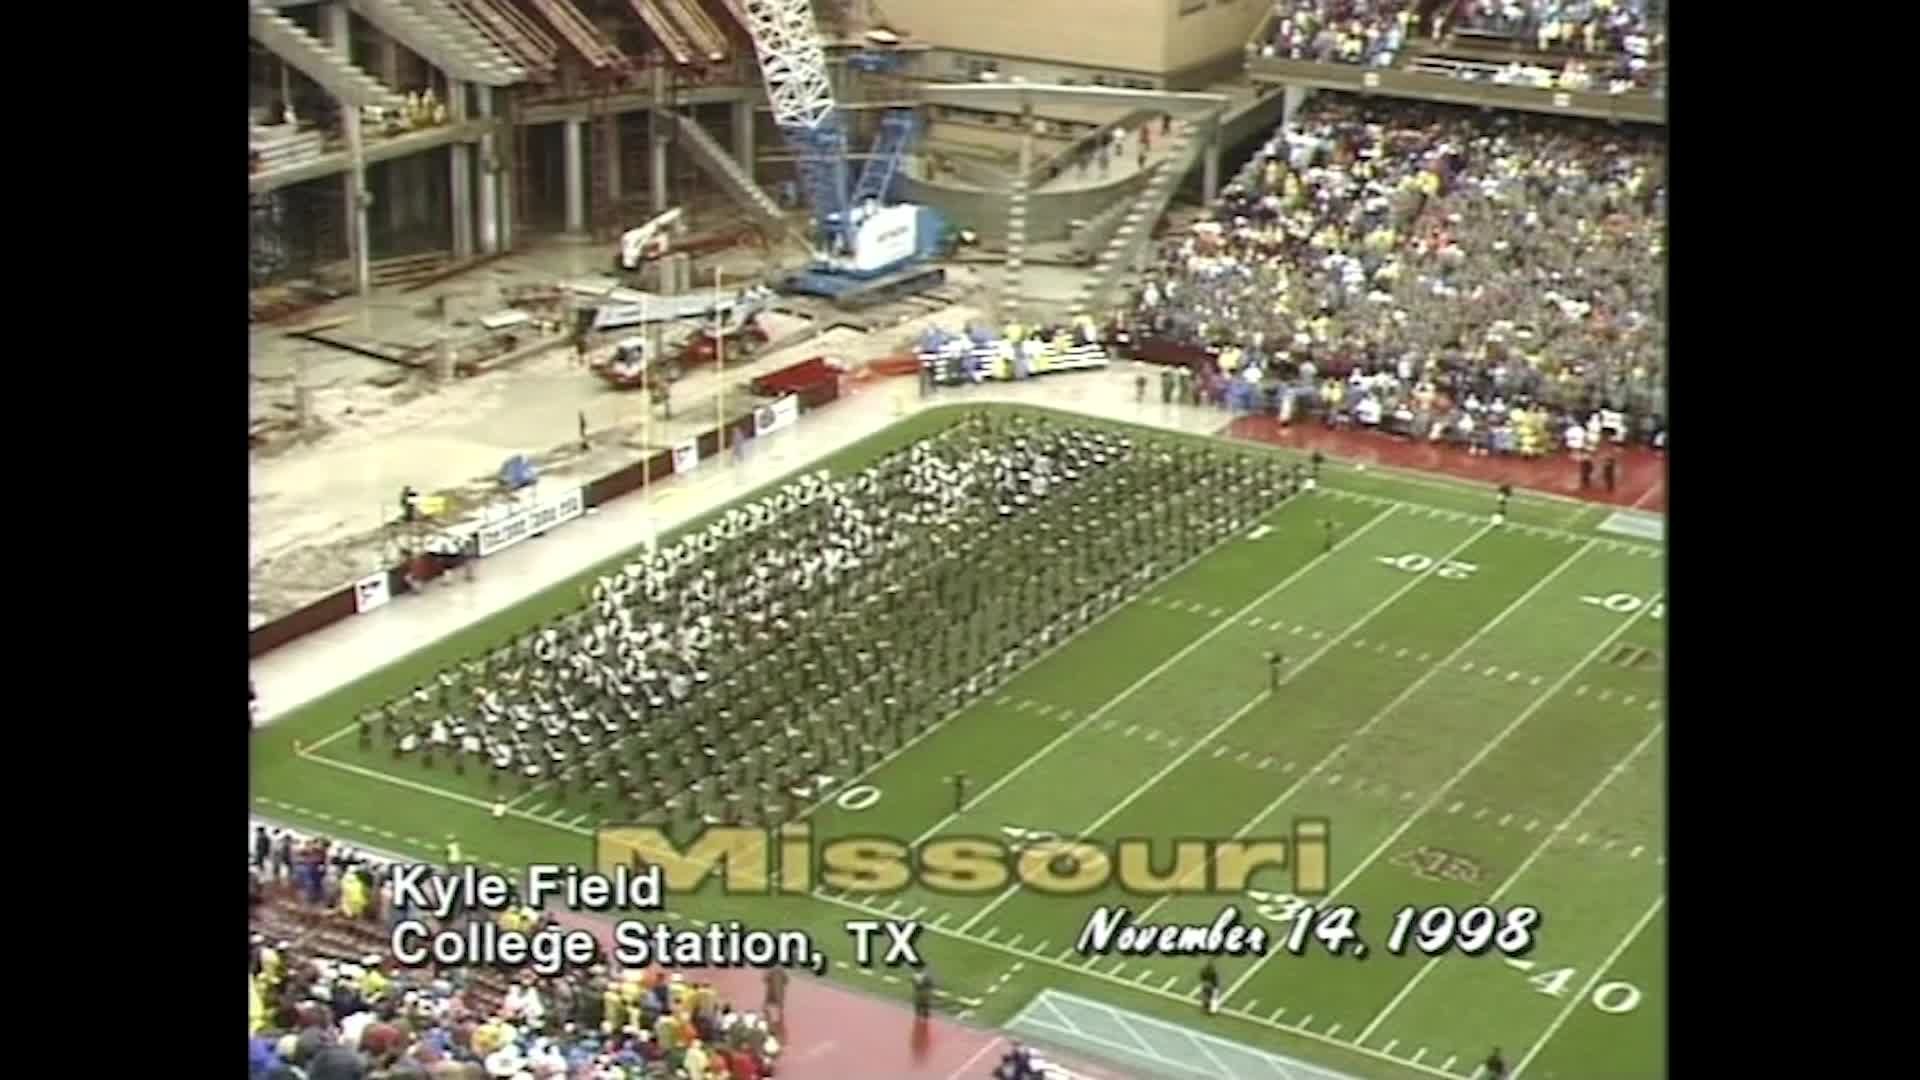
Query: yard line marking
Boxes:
[
  {"xmin": 1268, "ymin": 1005, "xmax": 1286, "ymax": 1021},
  {"xmin": 1441, "ymin": 1055, "xmax": 1456, "ymax": 1072},
  {"xmin": 1473, "ymin": 807, "xmax": 1488, "ymax": 820},
  {"xmin": 1419, "ymin": 652, "xmax": 1431, "ymax": 662},
  {"xmin": 526, "ymin": 803, "xmax": 550, "ymax": 816},
  {"xmin": 886, "ymin": 899, "xmax": 902, "ymax": 914},
  {"xmin": 1413, "ymin": 1049, "xmax": 1427, "ymax": 1063},
  {"xmin": 1326, "ymin": 1023, "xmax": 1342, "ymax": 1038},
  {"xmin": 1507, "ymin": 670, "xmax": 1521, "ymax": 682},
  {"xmin": 1212, "ymin": 745, "xmax": 1228, "ymax": 758},
  {"xmin": 1448, "ymin": 802, "xmax": 1463, "ymax": 815},
  {"xmin": 1512, "ymin": 895, "xmax": 1666, "ymax": 1078},
  {"xmin": 1005, "ymin": 933, "xmax": 1023, "ymax": 949},
  {"xmin": 1575, "ymin": 685, "xmax": 1588, "ymax": 696},
  {"xmin": 1141, "ymin": 535, "xmax": 1592, "ymax": 930},
  {"xmin": 1235, "ymin": 750, "xmax": 1249, "ymax": 763},
  {"xmin": 1056, "ymin": 947, "xmax": 1076, "ymax": 962},
  {"xmin": 567, "ymin": 814, "xmax": 590, "ymax": 828},
  {"xmin": 1257, "ymin": 757, "xmax": 1273, "ymax": 769},
  {"xmin": 1133, "ymin": 969, "xmax": 1153, "ymax": 984},
  {"xmin": 1358, "ymin": 721, "xmax": 1665, "ymax": 1042},
  {"xmin": 1382, "ymin": 1039, "xmax": 1399, "ymax": 1055},
  {"xmin": 1524, "ymin": 819, "xmax": 1539, "ymax": 832},
  {"xmin": 1247, "ymin": 616, "xmax": 1263, "ymax": 628},
  {"xmin": 982, "ymin": 927, "xmax": 999, "ymax": 942},
  {"xmin": 933, "ymin": 912, "xmax": 950, "ymax": 927},
  {"xmin": 1598, "ymin": 689, "xmax": 1613, "ymax": 702},
  {"xmin": 1498, "ymin": 813, "xmax": 1513, "ymax": 827},
  {"xmin": 1282, "ymin": 761, "xmax": 1295, "ymax": 772},
  {"xmin": 1530, "ymin": 674, "xmax": 1543, "ymax": 686},
  {"xmin": 1482, "ymin": 665, "xmax": 1499, "ymax": 676},
  {"xmin": 1629, "ymin": 845, "xmax": 1644, "ymax": 859},
  {"xmin": 1108, "ymin": 961, "xmax": 1126, "ymax": 976},
  {"xmin": 1622, "ymin": 694, "xmax": 1637, "ymax": 706},
  {"xmin": 1298, "ymin": 1014, "xmax": 1315, "ymax": 1030},
  {"xmin": 962, "ymin": 517, "xmax": 1485, "ymax": 935},
  {"xmin": 1577, "ymin": 833, "xmax": 1590, "ymax": 845},
  {"xmin": 1124, "ymin": 724, "xmax": 1138, "ymax": 737},
  {"xmin": 1230, "ymin": 579, "xmax": 1656, "ymax": 1007},
  {"xmin": 1161, "ymin": 975, "xmax": 1179, "ymax": 991},
  {"xmin": 1328, "ymin": 773, "xmax": 1345, "ymax": 786},
  {"xmin": 1460, "ymin": 661, "xmax": 1475, "ymax": 672},
  {"xmin": 906, "ymin": 507, "xmax": 1397, "ymax": 852},
  {"xmin": 910, "ymin": 906, "xmax": 927, "ymax": 919},
  {"xmin": 1242, "ymin": 999, "xmax": 1259, "ymax": 1013}
]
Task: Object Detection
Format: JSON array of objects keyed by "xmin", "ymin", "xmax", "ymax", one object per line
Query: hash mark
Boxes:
[
  {"xmin": 982, "ymin": 927, "xmax": 999, "ymax": 942},
  {"xmin": 1506, "ymin": 670, "xmax": 1521, "ymax": 682},
  {"xmin": 933, "ymin": 913, "xmax": 951, "ymax": 927},
  {"xmin": 1298, "ymin": 1014, "xmax": 1314, "ymax": 1030},
  {"xmin": 1412, "ymin": 1049, "xmax": 1428, "ymax": 1064},
  {"xmin": 1461, "ymin": 661, "xmax": 1476, "ymax": 672},
  {"xmin": 1282, "ymin": 761, "xmax": 1296, "ymax": 772},
  {"xmin": 1326, "ymin": 1023, "xmax": 1342, "ymax": 1038},
  {"xmin": 1524, "ymin": 819, "xmax": 1539, "ymax": 833},
  {"xmin": 1498, "ymin": 813, "xmax": 1513, "ymax": 827},
  {"xmin": 1257, "ymin": 757, "xmax": 1273, "ymax": 769},
  {"xmin": 1005, "ymin": 934, "xmax": 1023, "ymax": 949},
  {"xmin": 1291, "ymin": 625, "xmax": 1304, "ymax": 635},
  {"xmin": 1447, "ymin": 802, "xmax": 1463, "ymax": 814},
  {"xmin": 1622, "ymin": 694, "xmax": 1637, "ymax": 706},
  {"xmin": 1473, "ymin": 807, "xmax": 1489, "ymax": 820},
  {"xmin": 1310, "ymin": 630, "xmax": 1323, "ymax": 640},
  {"xmin": 1124, "ymin": 725, "xmax": 1138, "ymax": 737},
  {"xmin": 1419, "ymin": 652, "xmax": 1431, "ymax": 662},
  {"xmin": 1354, "ymin": 639, "xmax": 1368, "ymax": 649},
  {"xmin": 1328, "ymin": 773, "xmax": 1345, "ymax": 786},
  {"xmin": 1213, "ymin": 745, "xmax": 1228, "ymax": 758},
  {"xmin": 1382, "ymin": 1039, "xmax": 1399, "ymax": 1055},
  {"xmin": 1161, "ymin": 975, "xmax": 1179, "ymax": 991},
  {"xmin": 1402, "ymin": 790, "xmax": 1416, "ymax": 802},
  {"xmin": 1575, "ymin": 685, "xmax": 1589, "ymax": 696},
  {"xmin": 1630, "ymin": 845, "xmax": 1645, "ymax": 858},
  {"xmin": 1441, "ymin": 1055, "xmax": 1456, "ymax": 1072},
  {"xmin": 1483, "ymin": 665, "xmax": 1499, "ymax": 676},
  {"xmin": 1248, "ymin": 617, "xmax": 1264, "ymax": 628},
  {"xmin": 1598, "ymin": 689, "xmax": 1614, "ymax": 702},
  {"xmin": 1269, "ymin": 1005, "xmax": 1287, "ymax": 1021},
  {"xmin": 1602, "ymin": 839, "xmax": 1618, "ymax": 851},
  {"xmin": 1396, "ymin": 647, "xmax": 1408, "ymax": 658},
  {"xmin": 1576, "ymin": 833, "xmax": 1591, "ymax": 845},
  {"xmin": 1530, "ymin": 674, "xmax": 1543, "ymax": 686}
]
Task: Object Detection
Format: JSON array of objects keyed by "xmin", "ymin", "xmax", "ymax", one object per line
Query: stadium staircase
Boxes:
[
  {"xmin": 441, "ymin": 0, "xmax": 560, "ymax": 74},
  {"xmin": 249, "ymin": 1, "xmax": 407, "ymax": 111},
  {"xmin": 350, "ymin": 0, "xmax": 523, "ymax": 86},
  {"xmin": 654, "ymin": 107, "xmax": 791, "ymax": 230},
  {"xmin": 1069, "ymin": 118, "xmax": 1206, "ymax": 319},
  {"xmin": 1067, "ymin": 182, "xmax": 1144, "ymax": 263}
]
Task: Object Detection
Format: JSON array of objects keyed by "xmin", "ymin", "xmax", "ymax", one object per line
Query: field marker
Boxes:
[
  {"xmin": 886, "ymin": 898, "xmax": 902, "ymax": 914},
  {"xmin": 1530, "ymin": 675, "xmax": 1542, "ymax": 686},
  {"xmin": 1383, "ymin": 1039, "xmax": 1399, "ymax": 1055},
  {"xmin": 1574, "ymin": 685, "xmax": 1588, "ymax": 696},
  {"xmin": 1473, "ymin": 807, "xmax": 1488, "ymax": 820},
  {"xmin": 1134, "ymin": 969, "xmax": 1153, "ymax": 984},
  {"xmin": 1016, "ymin": 700, "xmax": 1035, "ymax": 712},
  {"xmin": 1212, "ymin": 745, "xmax": 1227, "ymax": 758},
  {"xmin": 1418, "ymin": 652, "xmax": 1431, "ymax": 662},
  {"xmin": 1441, "ymin": 1055, "xmax": 1456, "ymax": 1071},
  {"xmin": 981, "ymin": 927, "xmax": 999, "ymax": 942},
  {"xmin": 1497, "ymin": 812, "xmax": 1513, "ymax": 827},
  {"xmin": 1577, "ymin": 833, "xmax": 1590, "ymax": 845},
  {"xmin": 1326, "ymin": 1023, "xmax": 1342, "ymax": 1038},
  {"xmin": 1056, "ymin": 947, "xmax": 1076, "ymax": 962},
  {"xmin": 1524, "ymin": 819, "xmax": 1539, "ymax": 833},
  {"xmin": 567, "ymin": 814, "xmax": 590, "ymax": 828},
  {"xmin": 1268, "ymin": 1005, "xmax": 1286, "ymax": 1021},
  {"xmin": 1257, "ymin": 757, "xmax": 1273, "ymax": 769},
  {"xmin": 909, "ymin": 906, "xmax": 927, "ymax": 919},
  {"xmin": 1211, "ymin": 608, "xmax": 1225, "ymax": 617},
  {"xmin": 1108, "ymin": 961, "xmax": 1126, "ymax": 976},
  {"xmin": 1412, "ymin": 1049, "xmax": 1427, "ymax": 1064},
  {"xmin": 1032, "ymin": 940, "xmax": 1050, "ymax": 955},
  {"xmin": 1622, "ymin": 694, "xmax": 1636, "ymax": 706},
  {"xmin": 1602, "ymin": 839, "xmax": 1617, "ymax": 851},
  {"xmin": 1354, "ymin": 639, "xmax": 1368, "ymax": 650},
  {"xmin": 1005, "ymin": 933, "xmax": 1023, "ymax": 949},
  {"xmin": 933, "ymin": 912, "xmax": 950, "ymax": 927},
  {"xmin": 1512, "ymin": 895, "xmax": 1665, "ymax": 1077},
  {"xmin": 1124, "ymin": 725, "xmax": 1138, "ymax": 737},
  {"xmin": 1247, "ymin": 617, "xmax": 1264, "ymax": 628},
  {"xmin": 1160, "ymin": 975, "xmax": 1178, "ymax": 991},
  {"xmin": 1506, "ymin": 670, "xmax": 1521, "ymax": 682},
  {"xmin": 1357, "ymin": 720, "xmax": 1665, "ymax": 1042},
  {"xmin": 1298, "ymin": 1014, "xmax": 1314, "ymax": 1030},
  {"xmin": 1460, "ymin": 661, "xmax": 1475, "ymax": 672},
  {"xmin": 1396, "ymin": 647, "xmax": 1408, "ymax": 658},
  {"xmin": 1236, "ymin": 750, "xmax": 1249, "ymax": 763},
  {"xmin": 1402, "ymin": 790, "xmax": 1416, "ymax": 802},
  {"xmin": 1291, "ymin": 625, "xmax": 1304, "ymax": 635},
  {"xmin": 1329, "ymin": 773, "xmax": 1344, "ymax": 786},
  {"xmin": 1598, "ymin": 689, "xmax": 1613, "ymax": 702},
  {"xmin": 1231, "ymin": 578, "xmax": 1655, "ymax": 1007},
  {"xmin": 1448, "ymin": 802, "xmax": 1463, "ymax": 814}
]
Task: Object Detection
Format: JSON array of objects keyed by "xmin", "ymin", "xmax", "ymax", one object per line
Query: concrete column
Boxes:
[
  {"xmin": 563, "ymin": 119, "xmax": 586, "ymax": 234},
  {"xmin": 378, "ymin": 34, "xmax": 401, "ymax": 87},
  {"xmin": 604, "ymin": 115, "xmax": 622, "ymax": 209},
  {"xmin": 1203, "ymin": 139, "xmax": 1220, "ymax": 204},
  {"xmin": 323, "ymin": 2, "xmax": 360, "ymax": 285},
  {"xmin": 448, "ymin": 80, "xmax": 474, "ymax": 258},
  {"xmin": 732, "ymin": 98, "xmax": 755, "ymax": 174},
  {"xmin": 345, "ymin": 110, "xmax": 372, "ymax": 295},
  {"xmin": 650, "ymin": 67, "xmax": 671, "ymax": 213},
  {"xmin": 477, "ymin": 87, "xmax": 500, "ymax": 254},
  {"xmin": 651, "ymin": 129, "xmax": 670, "ymax": 214}
]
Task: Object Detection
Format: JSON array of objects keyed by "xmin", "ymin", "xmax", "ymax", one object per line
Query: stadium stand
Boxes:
[
  {"xmin": 1121, "ymin": 93, "xmax": 1666, "ymax": 455},
  {"xmin": 248, "ymin": 824, "xmax": 783, "ymax": 1079}
]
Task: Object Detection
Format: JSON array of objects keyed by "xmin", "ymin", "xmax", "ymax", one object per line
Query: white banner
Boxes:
[
  {"xmin": 672, "ymin": 439, "xmax": 700, "ymax": 475},
  {"xmin": 353, "ymin": 571, "xmax": 392, "ymax": 614},
  {"xmin": 474, "ymin": 487, "xmax": 584, "ymax": 558},
  {"xmin": 754, "ymin": 394, "xmax": 799, "ymax": 437}
]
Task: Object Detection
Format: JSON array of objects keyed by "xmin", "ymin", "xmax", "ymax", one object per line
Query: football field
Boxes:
[{"xmin": 252, "ymin": 404, "xmax": 1666, "ymax": 1080}]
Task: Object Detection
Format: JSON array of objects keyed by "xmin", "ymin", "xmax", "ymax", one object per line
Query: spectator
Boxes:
[
  {"xmin": 249, "ymin": 825, "xmax": 785, "ymax": 1080},
  {"xmin": 1122, "ymin": 94, "xmax": 1664, "ymax": 460}
]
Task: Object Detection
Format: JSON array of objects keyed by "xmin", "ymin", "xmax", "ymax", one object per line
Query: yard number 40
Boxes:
[{"xmin": 1507, "ymin": 959, "xmax": 1643, "ymax": 1015}]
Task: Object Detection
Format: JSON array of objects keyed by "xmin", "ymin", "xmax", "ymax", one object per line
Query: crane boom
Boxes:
[{"xmin": 732, "ymin": 0, "xmax": 852, "ymax": 257}]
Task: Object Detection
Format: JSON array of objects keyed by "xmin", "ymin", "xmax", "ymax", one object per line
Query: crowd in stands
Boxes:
[
  {"xmin": 249, "ymin": 825, "xmax": 783, "ymax": 1080},
  {"xmin": 1260, "ymin": 0, "xmax": 1664, "ymax": 88},
  {"xmin": 1122, "ymin": 94, "xmax": 1667, "ymax": 457}
]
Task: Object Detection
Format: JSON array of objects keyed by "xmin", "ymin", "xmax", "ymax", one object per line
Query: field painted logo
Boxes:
[
  {"xmin": 1389, "ymin": 845, "xmax": 1488, "ymax": 885},
  {"xmin": 595, "ymin": 819, "xmax": 1330, "ymax": 898}
]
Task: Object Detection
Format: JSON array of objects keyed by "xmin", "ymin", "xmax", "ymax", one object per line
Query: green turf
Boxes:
[{"xmin": 251, "ymin": 404, "xmax": 1665, "ymax": 1080}]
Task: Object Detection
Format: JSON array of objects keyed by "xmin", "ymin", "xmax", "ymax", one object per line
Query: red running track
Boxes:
[
  {"xmin": 1224, "ymin": 415, "xmax": 1667, "ymax": 513},
  {"xmin": 551, "ymin": 909, "xmax": 1141, "ymax": 1080}
]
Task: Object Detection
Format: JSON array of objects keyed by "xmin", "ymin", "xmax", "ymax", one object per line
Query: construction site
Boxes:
[
  {"xmin": 247, "ymin": 0, "xmax": 1297, "ymax": 630},
  {"xmin": 247, "ymin": 0, "xmax": 1663, "ymax": 638}
]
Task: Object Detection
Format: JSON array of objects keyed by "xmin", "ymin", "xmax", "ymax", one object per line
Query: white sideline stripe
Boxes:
[
  {"xmin": 1356, "ymin": 717, "xmax": 1666, "ymax": 1042},
  {"xmin": 1227, "ymin": 584, "xmax": 1660, "ymax": 1007},
  {"xmin": 960, "ymin": 517, "xmax": 1491, "ymax": 934},
  {"xmin": 908, "ymin": 505, "xmax": 1398, "ymax": 852},
  {"xmin": 1140, "ymin": 539, "xmax": 1594, "ymax": 925},
  {"xmin": 1511, "ymin": 894, "xmax": 1666, "ymax": 1078}
]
